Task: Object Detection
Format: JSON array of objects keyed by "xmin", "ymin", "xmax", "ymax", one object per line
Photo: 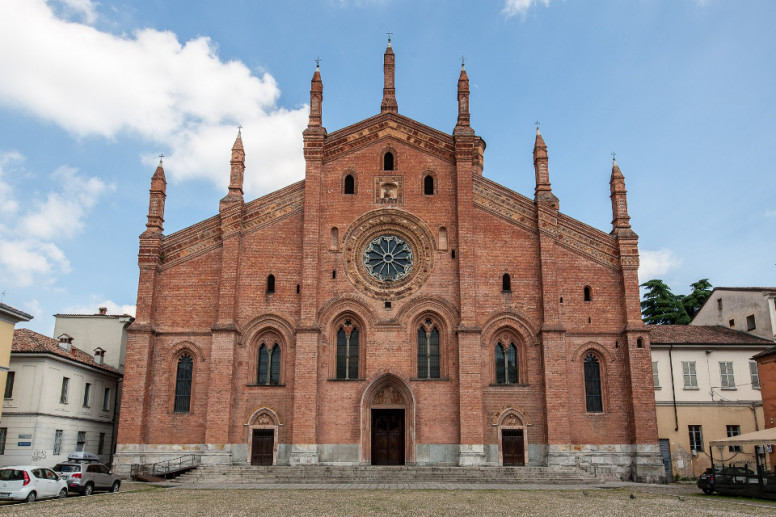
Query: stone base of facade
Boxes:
[
  {"xmin": 288, "ymin": 444, "xmax": 319, "ymax": 465},
  {"xmin": 112, "ymin": 443, "xmax": 234, "ymax": 477},
  {"xmin": 458, "ymin": 444, "xmax": 487, "ymax": 466},
  {"xmin": 547, "ymin": 443, "xmax": 665, "ymax": 483}
]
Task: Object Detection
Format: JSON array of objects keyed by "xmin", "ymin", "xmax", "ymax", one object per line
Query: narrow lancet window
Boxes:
[
  {"xmin": 502, "ymin": 274, "xmax": 511, "ymax": 292},
  {"xmin": 174, "ymin": 354, "xmax": 193, "ymax": 413},
  {"xmin": 384, "ymin": 152, "xmax": 394, "ymax": 171},
  {"xmin": 424, "ymin": 175, "xmax": 434, "ymax": 195},
  {"xmin": 344, "ymin": 174, "xmax": 355, "ymax": 194}
]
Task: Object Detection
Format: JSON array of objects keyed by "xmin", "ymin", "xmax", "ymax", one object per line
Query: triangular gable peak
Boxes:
[{"xmin": 323, "ymin": 112, "xmax": 456, "ymax": 164}]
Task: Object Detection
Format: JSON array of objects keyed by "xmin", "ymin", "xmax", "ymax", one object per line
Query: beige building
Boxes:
[
  {"xmin": 0, "ymin": 303, "xmax": 33, "ymax": 424},
  {"xmin": 1, "ymin": 329, "xmax": 121, "ymax": 467},
  {"xmin": 53, "ymin": 307, "xmax": 133, "ymax": 373},
  {"xmin": 692, "ymin": 287, "xmax": 776, "ymax": 341},
  {"xmin": 650, "ymin": 325, "xmax": 773, "ymax": 479}
]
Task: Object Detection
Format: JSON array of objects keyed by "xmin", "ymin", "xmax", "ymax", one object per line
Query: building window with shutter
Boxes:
[
  {"xmin": 0, "ymin": 428, "xmax": 6, "ymax": 455},
  {"xmin": 726, "ymin": 425, "xmax": 742, "ymax": 452},
  {"xmin": 103, "ymin": 388, "xmax": 111, "ymax": 411},
  {"xmin": 53, "ymin": 430, "xmax": 63, "ymax": 456},
  {"xmin": 746, "ymin": 314, "xmax": 756, "ymax": 331},
  {"xmin": 688, "ymin": 425, "xmax": 703, "ymax": 452},
  {"xmin": 60, "ymin": 377, "xmax": 70, "ymax": 403},
  {"xmin": 76, "ymin": 431, "xmax": 86, "ymax": 452},
  {"xmin": 750, "ymin": 361, "xmax": 760, "ymax": 389},
  {"xmin": 719, "ymin": 361, "xmax": 735, "ymax": 389},
  {"xmin": 682, "ymin": 361, "xmax": 698, "ymax": 389},
  {"xmin": 83, "ymin": 383, "xmax": 92, "ymax": 407},
  {"xmin": 652, "ymin": 361, "xmax": 660, "ymax": 389},
  {"xmin": 98, "ymin": 432, "xmax": 106, "ymax": 455},
  {"xmin": 3, "ymin": 372, "xmax": 14, "ymax": 399}
]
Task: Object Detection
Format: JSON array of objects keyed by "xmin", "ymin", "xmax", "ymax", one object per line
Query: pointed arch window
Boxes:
[
  {"xmin": 257, "ymin": 343, "xmax": 281, "ymax": 385},
  {"xmin": 502, "ymin": 274, "xmax": 511, "ymax": 292},
  {"xmin": 174, "ymin": 354, "xmax": 193, "ymax": 413},
  {"xmin": 423, "ymin": 174, "xmax": 434, "ymax": 195},
  {"xmin": 336, "ymin": 320, "xmax": 359, "ymax": 379},
  {"xmin": 384, "ymin": 151, "xmax": 394, "ymax": 171},
  {"xmin": 267, "ymin": 274, "xmax": 275, "ymax": 294},
  {"xmin": 417, "ymin": 319, "xmax": 440, "ymax": 379},
  {"xmin": 495, "ymin": 341, "xmax": 518, "ymax": 384},
  {"xmin": 584, "ymin": 354, "xmax": 603, "ymax": 413},
  {"xmin": 344, "ymin": 174, "xmax": 355, "ymax": 194}
]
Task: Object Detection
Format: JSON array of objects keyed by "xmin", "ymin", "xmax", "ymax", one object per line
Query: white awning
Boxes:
[{"xmin": 709, "ymin": 427, "xmax": 776, "ymax": 447}]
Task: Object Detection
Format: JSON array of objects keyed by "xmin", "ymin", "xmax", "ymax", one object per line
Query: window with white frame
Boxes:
[
  {"xmin": 60, "ymin": 377, "xmax": 70, "ymax": 403},
  {"xmin": 726, "ymin": 425, "xmax": 742, "ymax": 452},
  {"xmin": 719, "ymin": 361, "xmax": 735, "ymax": 389},
  {"xmin": 688, "ymin": 425, "xmax": 703, "ymax": 453},
  {"xmin": 83, "ymin": 382, "xmax": 92, "ymax": 407},
  {"xmin": 103, "ymin": 388, "xmax": 111, "ymax": 411},
  {"xmin": 76, "ymin": 431, "xmax": 86, "ymax": 452},
  {"xmin": 682, "ymin": 361, "xmax": 698, "ymax": 389},
  {"xmin": 652, "ymin": 361, "xmax": 660, "ymax": 388},
  {"xmin": 750, "ymin": 361, "xmax": 760, "ymax": 389}
]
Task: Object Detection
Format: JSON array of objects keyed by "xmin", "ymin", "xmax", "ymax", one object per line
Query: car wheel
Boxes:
[
  {"xmin": 111, "ymin": 481, "xmax": 120, "ymax": 493},
  {"xmin": 701, "ymin": 487, "xmax": 713, "ymax": 495},
  {"xmin": 84, "ymin": 483, "xmax": 94, "ymax": 496},
  {"xmin": 25, "ymin": 491, "xmax": 37, "ymax": 503},
  {"xmin": 59, "ymin": 488, "xmax": 68, "ymax": 498}
]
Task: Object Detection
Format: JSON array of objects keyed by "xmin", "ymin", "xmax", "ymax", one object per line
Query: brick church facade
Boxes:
[{"xmin": 115, "ymin": 43, "xmax": 664, "ymax": 481}]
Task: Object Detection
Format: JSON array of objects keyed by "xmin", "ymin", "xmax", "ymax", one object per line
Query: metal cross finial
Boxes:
[
  {"xmin": 158, "ymin": 153, "xmax": 164, "ymax": 164},
  {"xmin": 315, "ymin": 57, "xmax": 322, "ymax": 67},
  {"xmin": 386, "ymin": 32, "xmax": 393, "ymax": 43},
  {"xmin": 237, "ymin": 124, "xmax": 243, "ymax": 135},
  {"xmin": 461, "ymin": 56, "xmax": 465, "ymax": 68},
  {"xmin": 534, "ymin": 121, "xmax": 540, "ymax": 129},
  {"xmin": 611, "ymin": 151, "xmax": 617, "ymax": 161}
]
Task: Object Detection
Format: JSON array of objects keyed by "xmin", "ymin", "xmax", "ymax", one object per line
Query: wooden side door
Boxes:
[
  {"xmin": 251, "ymin": 429, "xmax": 274, "ymax": 466},
  {"xmin": 502, "ymin": 429, "xmax": 525, "ymax": 466}
]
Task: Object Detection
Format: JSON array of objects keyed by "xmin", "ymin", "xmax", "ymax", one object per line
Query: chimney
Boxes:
[
  {"xmin": 99, "ymin": 307, "xmax": 107, "ymax": 315},
  {"xmin": 58, "ymin": 334, "xmax": 73, "ymax": 353},
  {"xmin": 93, "ymin": 348, "xmax": 105, "ymax": 365}
]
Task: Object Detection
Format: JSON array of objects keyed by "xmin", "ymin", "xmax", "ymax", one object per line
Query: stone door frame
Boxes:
[
  {"xmin": 245, "ymin": 407, "xmax": 281, "ymax": 466},
  {"xmin": 496, "ymin": 408, "xmax": 529, "ymax": 466},
  {"xmin": 360, "ymin": 373, "xmax": 416, "ymax": 464}
]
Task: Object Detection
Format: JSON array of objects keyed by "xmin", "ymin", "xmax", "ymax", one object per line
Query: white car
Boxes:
[{"xmin": 0, "ymin": 466, "xmax": 68, "ymax": 503}]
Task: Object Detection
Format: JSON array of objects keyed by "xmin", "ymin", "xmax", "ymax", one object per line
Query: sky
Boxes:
[{"xmin": 0, "ymin": 0, "xmax": 774, "ymax": 335}]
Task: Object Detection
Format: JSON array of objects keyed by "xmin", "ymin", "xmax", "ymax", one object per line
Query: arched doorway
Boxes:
[
  {"xmin": 246, "ymin": 407, "xmax": 280, "ymax": 466},
  {"xmin": 497, "ymin": 408, "xmax": 529, "ymax": 466},
  {"xmin": 360, "ymin": 374, "xmax": 415, "ymax": 465}
]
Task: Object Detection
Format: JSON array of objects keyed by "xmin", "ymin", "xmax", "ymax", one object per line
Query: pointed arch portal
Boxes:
[{"xmin": 360, "ymin": 374, "xmax": 416, "ymax": 465}]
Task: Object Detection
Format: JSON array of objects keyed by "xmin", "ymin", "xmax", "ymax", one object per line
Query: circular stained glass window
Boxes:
[{"xmin": 363, "ymin": 235, "xmax": 413, "ymax": 282}]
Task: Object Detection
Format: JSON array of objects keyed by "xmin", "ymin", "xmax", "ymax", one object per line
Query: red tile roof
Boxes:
[
  {"xmin": 12, "ymin": 328, "xmax": 121, "ymax": 375},
  {"xmin": 649, "ymin": 325, "xmax": 775, "ymax": 345}
]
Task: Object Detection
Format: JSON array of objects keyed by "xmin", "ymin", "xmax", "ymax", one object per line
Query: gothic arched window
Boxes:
[
  {"xmin": 584, "ymin": 354, "xmax": 603, "ymax": 413},
  {"xmin": 495, "ymin": 341, "xmax": 518, "ymax": 384},
  {"xmin": 174, "ymin": 353, "xmax": 193, "ymax": 413},
  {"xmin": 384, "ymin": 152, "xmax": 394, "ymax": 171},
  {"xmin": 417, "ymin": 319, "xmax": 440, "ymax": 379},
  {"xmin": 257, "ymin": 343, "xmax": 281, "ymax": 385},
  {"xmin": 423, "ymin": 174, "xmax": 434, "ymax": 195},
  {"xmin": 344, "ymin": 174, "xmax": 355, "ymax": 194},
  {"xmin": 336, "ymin": 320, "xmax": 359, "ymax": 380}
]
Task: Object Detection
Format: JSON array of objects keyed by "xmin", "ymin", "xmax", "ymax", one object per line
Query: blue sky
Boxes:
[{"xmin": 1, "ymin": 0, "xmax": 774, "ymax": 335}]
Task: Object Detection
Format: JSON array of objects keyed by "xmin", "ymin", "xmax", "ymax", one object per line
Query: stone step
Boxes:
[{"xmin": 172, "ymin": 465, "xmax": 598, "ymax": 485}]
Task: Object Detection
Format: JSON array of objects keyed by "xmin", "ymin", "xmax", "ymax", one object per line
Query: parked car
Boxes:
[
  {"xmin": 697, "ymin": 467, "xmax": 716, "ymax": 495},
  {"xmin": 0, "ymin": 466, "xmax": 68, "ymax": 502},
  {"xmin": 53, "ymin": 455, "xmax": 120, "ymax": 495}
]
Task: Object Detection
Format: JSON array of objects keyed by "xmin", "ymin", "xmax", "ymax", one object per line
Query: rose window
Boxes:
[{"xmin": 363, "ymin": 235, "xmax": 413, "ymax": 282}]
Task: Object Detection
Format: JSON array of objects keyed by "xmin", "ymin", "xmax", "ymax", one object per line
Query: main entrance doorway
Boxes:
[
  {"xmin": 502, "ymin": 429, "xmax": 525, "ymax": 466},
  {"xmin": 371, "ymin": 409, "xmax": 405, "ymax": 465},
  {"xmin": 251, "ymin": 429, "xmax": 274, "ymax": 465}
]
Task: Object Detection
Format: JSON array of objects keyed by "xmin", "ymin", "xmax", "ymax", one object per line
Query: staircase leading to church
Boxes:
[{"xmin": 170, "ymin": 465, "xmax": 599, "ymax": 485}]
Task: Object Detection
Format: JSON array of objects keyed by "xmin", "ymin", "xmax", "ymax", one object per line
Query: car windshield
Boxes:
[
  {"xmin": 53, "ymin": 464, "xmax": 80, "ymax": 473},
  {"xmin": 0, "ymin": 469, "xmax": 25, "ymax": 481}
]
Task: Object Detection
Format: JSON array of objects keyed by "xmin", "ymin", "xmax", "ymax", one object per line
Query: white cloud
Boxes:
[
  {"xmin": 502, "ymin": 0, "xmax": 550, "ymax": 19},
  {"xmin": 53, "ymin": 0, "xmax": 98, "ymax": 24},
  {"xmin": 0, "ymin": 0, "xmax": 308, "ymax": 196},
  {"xmin": 62, "ymin": 300, "xmax": 136, "ymax": 317},
  {"xmin": 0, "ymin": 151, "xmax": 23, "ymax": 216},
  {"xmin": 0, "ymin": 158, "xmax": 110, "ymax": 288},
  {"xmin": 638, "ymin": 249, "xmax": 682, "ymax": 282}
]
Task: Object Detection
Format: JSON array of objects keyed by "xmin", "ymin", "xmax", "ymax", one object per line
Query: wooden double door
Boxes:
[
  {"xmin": 502, "ymin": 429, "xmax": 525, "ymax": 466},
  {"xmin": 251, "ymin": 429, "xmax": 274, "ymax": 465},
  {"xmin": 371, "ymin": 409, "xmax": 405, "ymax": 465}
]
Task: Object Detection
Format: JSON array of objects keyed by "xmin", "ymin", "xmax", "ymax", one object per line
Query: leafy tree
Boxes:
[
  {"xmin": 640, "ymin": 279, "xmax": 690, "ymax": 325},
  {"xmin": 681, "ymin": 279, "xmax": 713, "ymax": 319}
]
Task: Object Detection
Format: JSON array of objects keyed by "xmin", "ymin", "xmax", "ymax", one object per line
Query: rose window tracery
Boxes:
[{"xmin": 363, "ymin": 235, "xmax": 413, "ymax": 282}]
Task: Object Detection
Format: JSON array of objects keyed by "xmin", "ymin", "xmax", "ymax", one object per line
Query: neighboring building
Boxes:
[
  {"xmin": 54, "ymin": 307, "xmax": 134, "ymax": 373},
  {"xmin": 650, "ymin": 325, "xmax": 773, "ymax": 479},
  {"xmin": 0, "ymin": 329, "xmax": 121, "ymax": 467},
  {"xmin": 116, "ymin": 44, "xmax": 663, "ymax": 482},
  {"xmin": 752, "ymin": 344, "xmax": 776, "ymax": 469},
  {"xmin": 0, "ymin": 303, "xmax": 33, "ymax": 421},
  {"xmin": 692, "ymin": 287, "xmax": 776, "ymax": 341}
]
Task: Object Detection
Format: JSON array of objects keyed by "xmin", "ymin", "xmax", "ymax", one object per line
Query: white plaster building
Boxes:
[
  {"xmin": 650, "ymin": 325, "xmax": 773, "ymax": 478},
  {"xmin": 692, "ymin": 287, "xmax": 776, "ymax": 341},
  {"xmin": 53, "ymin": 307, "xmax": 134, "ymax": 373},
  {"xmin": 0, "ymin": 329, "xmax": 121, "ymax": 468}
]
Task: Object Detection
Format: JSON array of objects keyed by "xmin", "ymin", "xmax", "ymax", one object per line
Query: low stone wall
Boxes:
[{"xmin": 547, "ymin": 443, "xmax": 665, "ymax": 483}]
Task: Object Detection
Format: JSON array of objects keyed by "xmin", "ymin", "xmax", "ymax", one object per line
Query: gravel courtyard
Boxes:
[{"xmin": 1, "ymin": 485, "xmax": 775, "ymax": 516}]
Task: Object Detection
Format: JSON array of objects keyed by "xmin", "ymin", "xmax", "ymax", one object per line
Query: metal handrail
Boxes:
[{"xmin": 134, "ymin": 454, "xmax": 200, "ymax": 477}]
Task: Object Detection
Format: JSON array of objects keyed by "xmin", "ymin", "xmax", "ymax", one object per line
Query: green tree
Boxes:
[
  {"xmin": 681, "ymin": 279, "xmax": 713, "ymax": 319},
  {"xmin": 640, "ymin": 279, "xmax": 690, "ymax": 325}
]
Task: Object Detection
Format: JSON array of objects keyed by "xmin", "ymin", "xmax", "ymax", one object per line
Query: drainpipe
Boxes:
[
  {"xmin": 669, "ymin": 343, "xmax": 678, "ymax": 431},
  {"xmin": 750, "ymin": 403, "xmax": 760, "ymax": 431}
]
